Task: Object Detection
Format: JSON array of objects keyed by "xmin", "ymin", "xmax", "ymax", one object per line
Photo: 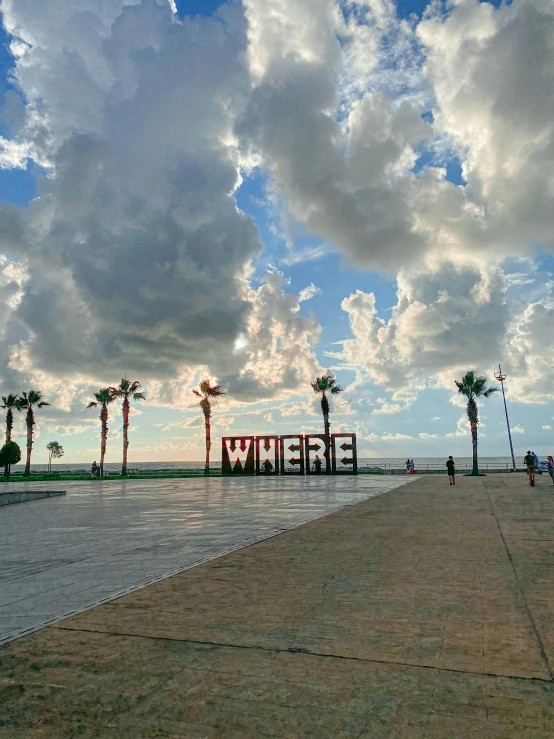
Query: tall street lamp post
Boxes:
[{"xmin": 494, "ymin": 364, "xmax": 516, "ymax": 471}]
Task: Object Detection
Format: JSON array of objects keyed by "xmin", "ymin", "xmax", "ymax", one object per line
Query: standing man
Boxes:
[
  {"xmin": 446, "ymin": 456, "xmax": 455, "ymax": 485},
  {"xmin": 524, "ymin": 451, "xmax": 536, "ymax": 487},
  {"xmin": 314, "ymin": 455, "xmax": 322, "ymax": 474}
]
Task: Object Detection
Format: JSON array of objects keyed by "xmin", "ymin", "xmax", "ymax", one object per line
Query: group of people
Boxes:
[
  {"xmin": 524, "ymin": 451, "xmax": 554, "ymax": 487},
  {"xmin": 404, "ymin": 459, "xmax": 415, "ymax": 472},
  {"xmin": 443, "ymin": 452, "xmax": 554, "ymax": 487},
  {"xmin": 262, "ymin": 455, "xmax": 324, "ymax": 474}
]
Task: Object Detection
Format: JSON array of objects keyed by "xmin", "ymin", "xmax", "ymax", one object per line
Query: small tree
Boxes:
[
  {"xmin": 46, "ymin": 441, "xmax": 64, "ymax": 473},
  {"xmin": 0, "ymin": 440, "xmax": 22, "ymax": 479}
]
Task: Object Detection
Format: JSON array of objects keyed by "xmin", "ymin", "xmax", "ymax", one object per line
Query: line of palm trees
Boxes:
[
  {"xmin": 1, "ymin": 391, "xmax": 50, "ymax": 476},
  {"xmin": 87, "ymin": 379, "xmax": 146, "ymax": 476},
  {"xmin": 1, "ymin": 379, "xmax": 146, "ymax": 478},
  {"xmin": 0, "ymin": 369, "xmax": 499, "ymax": 479}
]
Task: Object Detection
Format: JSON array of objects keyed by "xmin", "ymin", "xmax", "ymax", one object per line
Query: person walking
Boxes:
[
  {"xmin": 91, "ymin": 460, "xmax": 100, "ymax": 479},
  {"xmin": 314, "ymin": 455, "xmax": 322, "ymax": 474},
  {"xmin": 446, "ymin": 456, "xmax": 456, "ymax": 485},
  {"xmin": 547, "ymin": 455, "xmax": 554, "ymax": 486},
  {"xmin": 262, "ymin": 458, "xmax": 273, "ymax": 474},
  {"xmin": 405, "ymin": 458, "xmax": 411, "ymax": 473},
  {"xmin": 524, "ymin": 450, "xmax": 536, "ymax": 487}
]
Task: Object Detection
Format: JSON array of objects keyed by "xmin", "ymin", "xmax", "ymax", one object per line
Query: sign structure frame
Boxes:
[
  {"xmin": 279, "ymin": 434, "xmax": 305, "ymax": 475},
  {"xmin": 222, "ymin": 433, "xmax": 357, "ymax": 476},
  {"xmin": 222, "ymin": 436, "xmax": 255, "ymax": 475},
  {"xmin": 331, "ymin": 433, "xmax": 358, "ymax": 474},
  {"xmin": 255, "ymin": 435, "xmax": 280, "ymax": 475},
  {"xmin": 304, "ymin": 434, "xmax": 328, "ymax": 475}
]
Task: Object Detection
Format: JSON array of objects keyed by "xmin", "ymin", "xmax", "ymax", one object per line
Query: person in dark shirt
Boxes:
[
  {"xmin": 446, "ymin": 456, "xmax": 455, "ymax": 485},
  {"xmin": 313, "ymin": 455, "xmax": 322, "ymax": 474},
  {"xmin": 262, "ymin": 458, "xmax": 273, "ymax": 474},
  {"xmin": 91, "ymin": 460, "xmax": 100, "ymax": 479},
  {"xmin": 524, "ymin": 451, "xmax": 536, "ymax": 486}
]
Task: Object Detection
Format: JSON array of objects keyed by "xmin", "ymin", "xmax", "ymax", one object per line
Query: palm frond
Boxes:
[
  {"xmin": 311, "ymin": 375, "xmax": 340, "ymax": 394},
  {"xmin": 87, "ymin": 401, "xmax": 99, "ymax": 409},
  {"xmin": 1, "ymin": 394, "xmax": 19, "ymax": 409}
]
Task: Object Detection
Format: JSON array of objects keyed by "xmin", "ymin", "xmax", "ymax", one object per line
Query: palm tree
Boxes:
[
  {"xmin": 455, "ymin": 370, "xmax": 498, "ymax": 476},
  {"xmin": 1, "ymin": 394, "xmax": 20, "ymax": 443},
  {"xmin": 87, "ymin": 388, "xmax": 116, "ymax": 477},
  {"xmin": 110, "ymin": 379, "xmax": 146, "ymax": 476},
  {"xmin": 17, "ymin": 390, "xmax": 50, "ymax": 476},
  {"xmin": 193, "ymin": 380, "xmax": 225, "ymax": 476},
  {"xmin": 311, "ymin": 375, "xmax": 342, "ymax": 473}
]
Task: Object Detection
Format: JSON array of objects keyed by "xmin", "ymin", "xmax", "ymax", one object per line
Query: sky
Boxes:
[{"xmin": 0, "ymin": 0, "xmax": 553, "ymax": 465}]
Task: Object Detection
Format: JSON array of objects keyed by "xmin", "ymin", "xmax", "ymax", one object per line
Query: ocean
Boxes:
[{"xmin": 25, "ymin": 456, "xmax": 527, "ymax": 475}]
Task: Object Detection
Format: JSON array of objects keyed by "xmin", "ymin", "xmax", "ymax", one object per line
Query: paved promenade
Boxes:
[
  {"xmin": 2, "ymin": 473, "xmax": 554, "ymax": 737},
  {"xmin": 0, "ymin": 475, "xmax": 411, "ymax": 645}
]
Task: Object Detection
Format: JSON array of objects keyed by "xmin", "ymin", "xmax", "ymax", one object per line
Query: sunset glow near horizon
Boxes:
[{"xmin": 0, "ymin": 0, "xmax": 553, "ymax": 466}]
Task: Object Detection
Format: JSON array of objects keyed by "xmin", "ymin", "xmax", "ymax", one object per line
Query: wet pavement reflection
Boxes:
[{"xmin": 0, "ymin": 474, "xmax": 415, "ymax": 645}]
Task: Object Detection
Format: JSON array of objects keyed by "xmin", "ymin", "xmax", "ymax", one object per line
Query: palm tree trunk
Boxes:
[
  {"xmin": 24, "ymin": 408, "xmax": 33, "ymax": 476},
  {"xmin": 122, "ymin": 397, "xmax": 129, "ymax": 476},
  {"xmin": 321, "ymin": 394, "xmax": 331, "ymax": 474},
  {"xmin": 204, "ymin": 412, "xmax": 211, "ymax": 476},
  {"xmin": 471, "ymin": 421, "xmax": 479, "ymax": 475},
  {"xmin": 100, "ymin": 404, "xmax": 108, "ymax": 477},
  {"xmin": 6, "ymin": 408, "xmax": 12, "ymax": 443}
]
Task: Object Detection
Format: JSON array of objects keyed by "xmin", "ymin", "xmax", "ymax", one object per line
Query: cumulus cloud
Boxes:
[
  {"xmin": 0, "ymin": 0, "xmax": 331, "ymax": 419},
  {"xmin": 0, "ymin": 0, "xmax": 266, "ymax": 385},
  {"xmin": 1, "ymin": 0, "xmax": 554, "ymax": 435},
  {"xmin": 418, "ymin": 0, "xmax": 554, "ymax": 256},
  {"xmin": 241, "ymin": 0, "xmax": 431, "ymax": 270},
  {"xmin": 298, "ymin": 283, "xmax": 322, "ymax": 302},
  {"xmin": 446, "ymin": 416, "xmax": 470, "ymax": 439},
  {"xmin": 510, "ymin": 424, "xmax": 525, "ymax": 435},
  {"xmin": 337, "ymin": 259, "xmax": 508, "ymax": 390},
  {"xmin": 372, "ymin": 403, "xmax": 402, "ymax": 415}
]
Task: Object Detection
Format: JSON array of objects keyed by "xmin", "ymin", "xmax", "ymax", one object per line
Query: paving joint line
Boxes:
[
  {"xmin": 52, "ymin": 624, "xmax": 552, "ymax": 683},
  {"xmin": 483, "ymin": 481, "xmax": 554, "ymax": 681}
]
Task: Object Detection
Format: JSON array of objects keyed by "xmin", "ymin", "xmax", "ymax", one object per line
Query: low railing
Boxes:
[{"xmin": 359, "ymin": 463, "xmax": 524, "ymax": 475}]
